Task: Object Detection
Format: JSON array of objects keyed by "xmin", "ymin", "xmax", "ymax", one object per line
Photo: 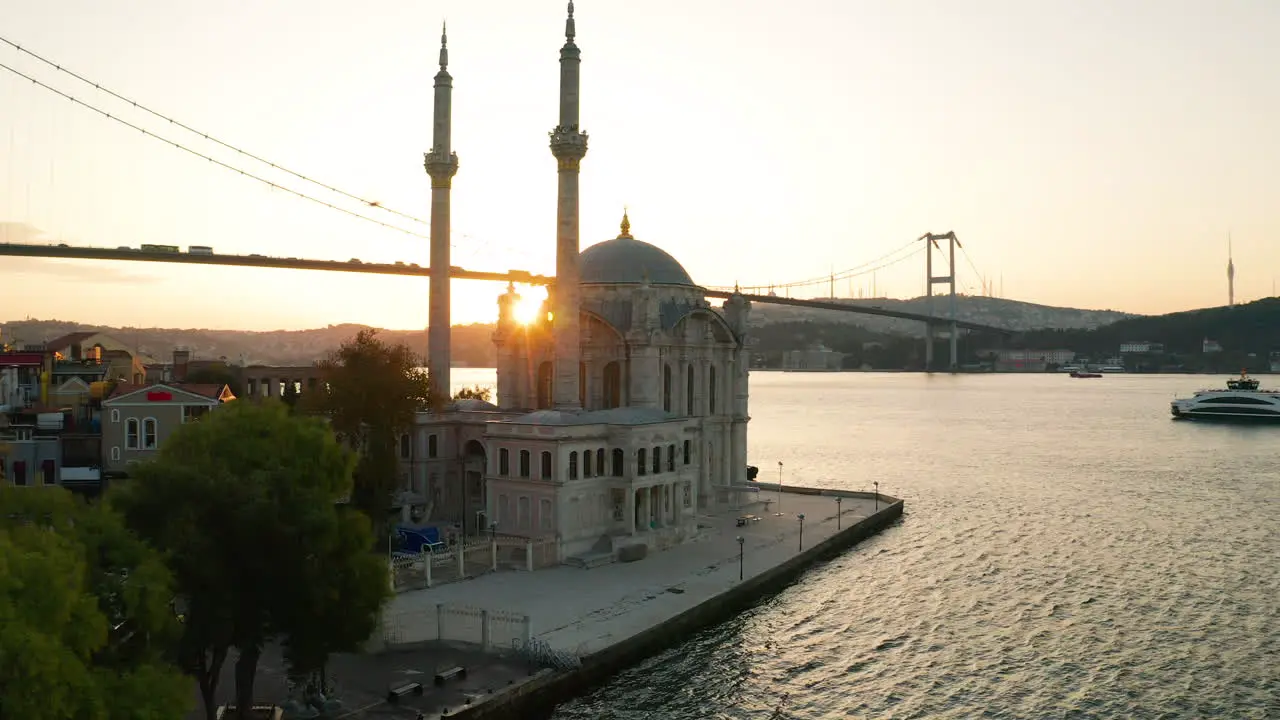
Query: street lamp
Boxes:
[
  {"xmin": 873, "ymin": 481, "xmax": 880, "ymax": 512},
  {"xmin": 736, "ymin": 536, "xmax": 745, "ymax": 580},
  {"xmin": 797, "ymin": 513, "xmax": 805, "ymax": 551},
  {"xmin": 835, "ymin": 496, "xmax": 842, "ymax": 530},
  {"xmin": 775, "ymin": 461, "xmax": 785, "ymax": 516},
  {"xmin": 489, "ymin": 520, "xmax": 498, "ymax": 543}
]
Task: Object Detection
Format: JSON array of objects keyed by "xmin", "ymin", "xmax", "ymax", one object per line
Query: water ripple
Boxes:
[{"xmin": 552, "ymin": 374, "xmax": 1279, "ymax": 720}]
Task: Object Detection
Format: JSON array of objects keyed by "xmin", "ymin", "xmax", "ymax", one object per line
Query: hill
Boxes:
[
  {"xmin": 1013, "ymin": 297, "xmax": 1280, "ymax": 360},
  {"xmin": 0, "ymin": 297, "xmax": 1137, "ymax": 368},
  {"xmin": 747, "ymin": 295, "xmax": 1134, "ymax": 333},
  {"xmin": 0, "ymin": 320, "xmax": 498, "ymax": 367}
]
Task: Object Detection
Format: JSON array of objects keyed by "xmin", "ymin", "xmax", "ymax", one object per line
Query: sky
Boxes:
[{"xmin": 1, "ymin": 0, "xmax": 1277, "ymax": 331}]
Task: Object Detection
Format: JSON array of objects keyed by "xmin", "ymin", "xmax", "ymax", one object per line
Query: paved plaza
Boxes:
[{"xmin": 389, "ymin": 490, "xmax": 888, "ymax": 656}]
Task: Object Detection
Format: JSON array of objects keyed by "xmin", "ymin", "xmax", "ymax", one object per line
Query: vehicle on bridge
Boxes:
[
  {"xmin": 140, "ymin": 244, "xmax": 180, "ymax": 253},
  {"xmin": 188, "ymin": 245, "xmax": 213, "ymax": 255}
]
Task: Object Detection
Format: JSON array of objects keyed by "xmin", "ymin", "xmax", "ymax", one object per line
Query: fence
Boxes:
[
  {"xmin": 511, "ymin": 636, "xmax": 582, "ymax": 671},
  {"xmin": 389, "ymin": 536, "xmax": 564, "ymax": 593},
  {"xmin": 380, "ymin": 602, "xmax": 532, "ymax": 653}
]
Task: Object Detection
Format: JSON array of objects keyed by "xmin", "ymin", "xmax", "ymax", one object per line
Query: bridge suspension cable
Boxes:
[
  {"xmin": 0, "ymin": 59, "xmax": 434, "ymax": 242},
  {"xmin": 711, "ymin": 238, "xmax": 922, "ymax": 294},
  {"xmin": 0, "ymin": 35, "xmax": 434, "ymax": 230}
]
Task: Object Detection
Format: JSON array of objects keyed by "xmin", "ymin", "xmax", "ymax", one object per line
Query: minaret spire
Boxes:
[
  {"xmin": 424, "ymin": 20, "xmax": 460, "ymax": 406},
  {"xmin": 549, "ymin": 1, "xmax": 589, "ymax": 411},
  {"xmin": 439, "ymin": 21, "xmax": 448, "ymax": 70}
]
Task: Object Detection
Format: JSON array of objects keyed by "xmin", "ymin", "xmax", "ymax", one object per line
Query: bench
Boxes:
[
  {"xmin": 386, "ymin": 682, "xmax": 424, "ymax": 703},
  {"xmin": 434, "ymin": 666, "xmax": 467, "ymax": 686}
]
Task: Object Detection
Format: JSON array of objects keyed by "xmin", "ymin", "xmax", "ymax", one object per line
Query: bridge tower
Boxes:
[
  {"xmin": 424, "ymin": 23, "xmax": 460, "ymax": 404},
  {"xmin": 921, "ymin": 231, "xmax": 961, "ymax": 372}
]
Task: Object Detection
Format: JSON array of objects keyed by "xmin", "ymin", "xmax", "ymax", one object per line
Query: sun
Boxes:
[{"xmin": 513, "ymin": 287, "xmax": 548, "ymax": 325}]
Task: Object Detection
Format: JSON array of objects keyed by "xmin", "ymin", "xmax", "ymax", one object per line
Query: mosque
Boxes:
[{"xmin": 402, "ymin": 3, "xmax": 754, "ymax": 562}]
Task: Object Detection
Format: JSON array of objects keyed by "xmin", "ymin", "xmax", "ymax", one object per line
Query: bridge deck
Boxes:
[{"xmin": 0, "ymin": 243, "xmax": 1011, "ymax": 334}]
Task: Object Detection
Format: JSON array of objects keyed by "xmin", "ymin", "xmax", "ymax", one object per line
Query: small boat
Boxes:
[
  {"xmin": 1070, "ymin": 370, "xmax": 1103, "ymax": 378},
  {"xmin": 1171, "ymin": 370, "xmax": 1280, "ymax": 422}
]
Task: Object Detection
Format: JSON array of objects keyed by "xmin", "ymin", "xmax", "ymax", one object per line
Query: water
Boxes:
[{"xmin": 530, "ymin": 372, "xmax": 1278, "ymax": 719}]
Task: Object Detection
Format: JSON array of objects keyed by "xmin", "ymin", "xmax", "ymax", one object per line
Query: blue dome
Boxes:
[{"xmin": 579, "ymin": 233, "xmax": 695, "ymax": 287}]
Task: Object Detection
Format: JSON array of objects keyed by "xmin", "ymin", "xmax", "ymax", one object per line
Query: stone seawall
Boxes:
[{"xmin": 450, "ymin": 494, "xmax": 905, "ymax": 720}]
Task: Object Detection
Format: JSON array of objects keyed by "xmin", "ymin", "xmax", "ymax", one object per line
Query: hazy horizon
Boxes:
[{"xmin": 2, "ymin": 0, "xmax": 1277, "ymax": 331}]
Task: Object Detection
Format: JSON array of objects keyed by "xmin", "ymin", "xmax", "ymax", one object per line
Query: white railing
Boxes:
[
  {"xmin": 389, "ymin": 537, "xmax": 563, "ymax": 592},
  {"xmin": 379, "ymin": 602, "xmax": 531, "ymax": 653}
]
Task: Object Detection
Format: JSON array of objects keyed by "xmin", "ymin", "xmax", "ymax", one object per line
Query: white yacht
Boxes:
[{"xmin": 1171, "ymin": 372, "xmax": 1280, "ymax": 422}]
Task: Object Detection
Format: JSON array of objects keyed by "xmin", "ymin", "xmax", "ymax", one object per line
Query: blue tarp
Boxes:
[{"xmin": 394, "ymin": 525, "xmax": 441, "ymax": 553}]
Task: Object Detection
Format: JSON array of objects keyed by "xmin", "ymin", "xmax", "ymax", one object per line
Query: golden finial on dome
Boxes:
[{"xmin": 620, "ymin": 207, "xmax": 632, "ymax": 238}]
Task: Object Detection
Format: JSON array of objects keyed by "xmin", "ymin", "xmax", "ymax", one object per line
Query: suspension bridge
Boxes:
[{"xmin": 0, "ymin": 33, "xmax": 1014, "ymax": 371}]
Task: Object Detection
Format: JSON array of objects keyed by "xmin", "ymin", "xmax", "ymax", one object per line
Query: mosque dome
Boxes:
[{"xmin": 579, "ymin": 213, "xmax": 696, "ymax": 287}]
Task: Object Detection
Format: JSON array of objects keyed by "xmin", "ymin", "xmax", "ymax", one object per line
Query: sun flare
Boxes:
[{"xmin": 513, "ymin": 287, "xmax": 549, "ymax": 325}]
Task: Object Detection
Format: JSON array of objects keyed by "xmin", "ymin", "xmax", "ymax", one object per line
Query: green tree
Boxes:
[
  {"xmin": 0, "ymin": 486, "xmax": 191, "ymax": 720},
  {"xmin": 307, "ymin": 329, "xmax": 432, "ymax": 541},
  {"xmin": 454, "ymin": 384, "xmax": 492, "ymax": 402},
  {"xmin": 115, "ymin": 401, "xmax": 390, "ymax": 720},
  {"xmin": 280, "ymin": 381, "xmax": 300, "ymax": 410}
]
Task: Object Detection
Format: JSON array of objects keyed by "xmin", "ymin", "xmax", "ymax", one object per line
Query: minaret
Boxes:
[
  {"xmin": 424, "ymin": 23, "xmax": 460, "ymax": 405},
  {"xmin": 549, "ymin": 1, "xmax": 589, "ymax": 410},
  {"xmin": 1227, "ymin": 233, "xmax": 1235, "ymax": 307}
]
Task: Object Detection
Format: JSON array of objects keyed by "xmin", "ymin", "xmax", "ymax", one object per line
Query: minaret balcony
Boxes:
[
  {"xmin": 549, "ymin": 128, "xmax": 589, "ymax": 159},
  {"xmin": 423, "ymin": 150, "xmax": 460, "ymax": 179}
]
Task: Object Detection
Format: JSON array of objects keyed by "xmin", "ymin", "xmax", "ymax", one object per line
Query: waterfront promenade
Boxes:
[{"xmin": 386, "ymin": 489, "xmax": 894, "ymax": 656}]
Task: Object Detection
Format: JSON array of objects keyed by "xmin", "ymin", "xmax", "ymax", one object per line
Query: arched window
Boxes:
[
  {"xmin": 109, "ymin": 408, "xmax": 120, "ymax": 423},
  {"xmin": 142, "ymin": 418, "xmax": 158, "ymax": 449},
  {"xmin": 583, "ymin": 450, "xmax": 593, "ymax": 477},
  {"xmin": 637, "ymin": 448, "xmax": 647, "ymax": 476},
  {"xmin": 536, "ymin": 362, "xmax": 554, "ymax": 409},
  {"xmin": 597, "ymin": 449, "xmax": 605, "ymax": 475},
  {"xmin": 663, "ymin": 364, "xmax": 672, "ymax": 412},
  {"xmin": 603, "ymin": 361, "xmax": 622, "ymax": 409},
  {"xmin": 652, "ymin": 446, "xmax": 661, "ymax": 475},
  {"xmin": 428, "ymin": 434, "xmax": 439, "ymax": 458},
  {"xmin": 667, "ymin": 444, "xmax": 675, "ymax": 472},
  {"xmin": 569, "ymin": 451, "xmax": 579, "ymax": 480},
  {"xmin": 519, "ymin": 450, "xmax": 531, "ymax": 478},
  {"xmin": 686, "ymin": 364, "xmax": 695, "ymax": 416},
  {"xmin": 499, "ymin": 448, "xmax": 510, "ymax": 475},
  {"xmin": 125, "ymin": 418, "xmax": 140, "ymax": 449},
  {"xmin": 400, "ymin": 434, "xmax": 411, "ymax": 459},
  {"xmin": 541, "ymin": 451, "xmax": 552, "ymax": 479},
  {"xmin": 709, "ymin": 365, "xmax": 718, "ymax": 415},
  {"xmin": 612, "ymin": 448, "xmax": 625, "ymax": 477},
  {"xmin": 683, "ymin": 439, "xmax": 692, "ymax": 465}
]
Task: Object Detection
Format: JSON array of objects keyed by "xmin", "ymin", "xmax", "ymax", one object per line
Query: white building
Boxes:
[
  {"xmin": 400, "ymin": 5, "xmax": 753, "ymax": 563},
  {"xmin": 1119, "ymin": 341, "xmax": 1163, "ymax": 354}
]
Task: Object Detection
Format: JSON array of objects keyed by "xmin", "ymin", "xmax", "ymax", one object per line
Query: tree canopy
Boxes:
[
  {"xmin": 115, "ymin": 401, "xmax": 390, "ymax": 720},
  {"xmin": 0, "ymin": 486, "xmax": 191, "ymax": 720},
  {"xmin": 306, "ymin": 329, "xmax": 432, "ymax": 540},
  {"xmin": 454, "ymin": 384, "xmax": 493, "ymax": 402}
]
